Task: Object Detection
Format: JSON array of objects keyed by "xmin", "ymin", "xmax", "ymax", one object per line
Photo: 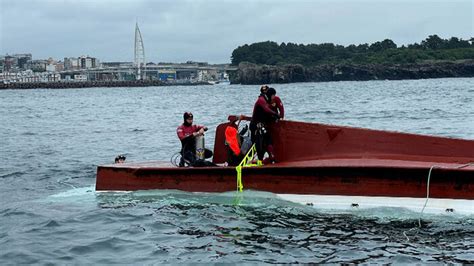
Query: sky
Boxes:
[{"xmin": 0, "ymin": 0, "xmax": 472, "ymax": 64}]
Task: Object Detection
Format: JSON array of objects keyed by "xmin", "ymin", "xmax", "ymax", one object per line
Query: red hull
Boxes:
[{"xmin": 96, "ymin": 117, "xmax": 474, "ymax": 200}]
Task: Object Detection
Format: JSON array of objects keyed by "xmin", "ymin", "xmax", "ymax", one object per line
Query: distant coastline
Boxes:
[
  {"xmin": 229, "ymin": 35, "xmax": 474, "ymax": 84},
  {"xmin": 229, "ymin": 60, "xmax": 474, "ymax": 85},
  {"xmin": 0, "ymin": 80, "xmax": 212, "ymax": 90}
]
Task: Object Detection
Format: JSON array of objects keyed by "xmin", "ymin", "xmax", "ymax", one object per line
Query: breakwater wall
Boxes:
[
  {"xmin": 230, "ymin": 60, "xmax": 474, "ymax": 84},
  {"xmin": 0, "ymin": 80, "xmax": 211, "ymax": 90}
]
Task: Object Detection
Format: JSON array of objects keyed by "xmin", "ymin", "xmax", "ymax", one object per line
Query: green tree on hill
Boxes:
[{"xmin": 231, "ymin": 35, "xmax": 474, "ymax": 66}]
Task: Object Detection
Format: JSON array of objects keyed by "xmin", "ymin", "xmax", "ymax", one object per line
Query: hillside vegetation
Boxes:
[{"xmin": 231, "ymin": 35, "xmax": 474, "ymax": 66}]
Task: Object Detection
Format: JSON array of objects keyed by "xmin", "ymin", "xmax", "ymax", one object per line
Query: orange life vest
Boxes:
[{"xmin": 225, "ymin": 126, "xmax": 240, "ymax": 156}]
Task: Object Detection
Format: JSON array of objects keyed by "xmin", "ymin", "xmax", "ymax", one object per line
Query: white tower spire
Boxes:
[{"xmin": 134, "ymin": 22, "xmax": 146, "ymax": 80}]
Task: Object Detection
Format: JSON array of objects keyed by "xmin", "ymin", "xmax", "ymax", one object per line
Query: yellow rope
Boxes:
[{"xmin": 235, "ymin": 144, "xmax": 260, "ymax": 192}]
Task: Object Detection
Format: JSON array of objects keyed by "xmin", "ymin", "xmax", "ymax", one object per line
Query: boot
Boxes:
[{"xmin": 267, "ymin": 145, "xmax": 275, "ymax": 164}]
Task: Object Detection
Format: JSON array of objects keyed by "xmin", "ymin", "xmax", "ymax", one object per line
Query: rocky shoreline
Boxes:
[
  {"xmin": 0, "ymin": 80, "xmax": 211, "ymax": 90},
  {"xmin": 230, "ymin": 60, "xmax": 474, "ymax": 84}
]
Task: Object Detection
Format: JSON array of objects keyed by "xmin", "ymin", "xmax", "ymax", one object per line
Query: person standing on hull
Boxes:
[
  {"xmin": 250, "ymin": 86, "xmax": 280, "ymax": 165},
  {"xmin": 176, "ymin": 112, "xmax": 213, "ymax": 167}
]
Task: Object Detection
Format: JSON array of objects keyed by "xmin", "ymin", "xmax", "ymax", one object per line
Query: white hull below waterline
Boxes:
[{"xmin": 277, "ymin": 194, "xmax": 474, "ymax": 216}]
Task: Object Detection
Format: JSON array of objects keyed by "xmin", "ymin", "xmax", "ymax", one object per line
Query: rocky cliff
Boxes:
[{"xmin": 230, "ymin": 60, "xmax": 474, "ymax": 84}]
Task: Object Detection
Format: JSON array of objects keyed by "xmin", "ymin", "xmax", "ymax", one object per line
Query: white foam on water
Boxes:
[
  {"xmin": 88, "ymin": 188, "xmax": 474, "ymax": 220},
  {"xmin": 44, "ymin": 185, "xmax": 97, "ymax": 203}
]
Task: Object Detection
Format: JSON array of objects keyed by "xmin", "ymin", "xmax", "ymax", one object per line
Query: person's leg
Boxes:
[
  {"xmin": 204, "ymin": 148, "xmax": 213, "ymax": 159},
  {"xmin": 183, "ymin": 150, "xmax": 196, "ymax": 166},
  {"xmin": 266, "ymin": 132, "xmax": 275, "ymax": 162},
  {"xmin": 256, "ymin": 130, "xmax": 265, "ymax": 161},
  {"xmin": 179, "ymin": 147, "xmax": 185, "ymax": 167},
  {"xmin": 180, "ymin": 138, "xmax": 197, "ymax": 166},
  {"xmin": 249, "ymin": 122, "xmax": 257, "ymax": 143},
  {"xmin": 260, "ymin": 131, "xmax": 275, "ymax": 164},
  {"xmin": 267, "ymin": 145, "xmax": 274, "ymax": 161}
]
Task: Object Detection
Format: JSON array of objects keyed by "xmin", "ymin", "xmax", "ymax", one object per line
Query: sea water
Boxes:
[{"xmin": 1, "ymin": 78, "xmax": 473, "ymax": 263}]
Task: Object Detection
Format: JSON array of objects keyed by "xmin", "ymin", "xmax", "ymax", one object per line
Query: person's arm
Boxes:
[
  {"xmin": 193, "ymin": 125, "xmax": 207, "ymax": 136},
  {"xmin": 275, "ymin": 96, "xmax": 284, "ymax": 119},
  {"xmin": 257, "ymin": 97, "xmax": 278, "ymax": 117},
  {"xmin": 177, "ymin": 125, "xmax": 202, "ymax": 140},
  {"xmin": 235, "ymin": 116, "xmax": 242, "ymax": 127},
  {"xmin": 177, "ymin": 126, "xmax": 188, "ymax": 141}
]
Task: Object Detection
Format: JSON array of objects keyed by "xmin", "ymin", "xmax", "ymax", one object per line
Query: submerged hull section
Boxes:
[
  {"xmin": 276, "ymin": 194, "xmax": 473, "ymax": 215},
  {"xmin": 96, "ymin": 117, "xmax": 474, "ymax": 213}
]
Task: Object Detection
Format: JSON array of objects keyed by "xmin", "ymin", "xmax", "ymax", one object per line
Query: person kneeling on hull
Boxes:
[{"xmin": 176, "ymin": 112, "xmax": 214, "ymax": 167}]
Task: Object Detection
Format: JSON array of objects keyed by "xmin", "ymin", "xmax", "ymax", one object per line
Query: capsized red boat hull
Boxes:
[
  {"xmin": 96, "ymin": 159, "xmax": 474, "ymax": 199},
  {"xmin": 96, "ymin": 117, "xmax": 474, "ymax": 212}
]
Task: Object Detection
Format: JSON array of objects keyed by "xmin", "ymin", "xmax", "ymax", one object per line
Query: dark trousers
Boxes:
[
  {"xmin": 250, "ymin": 121, "xmax": 272, "ymax": 161},
  {"xmin": 179, "ymin": 145, "xmax": 213, "ymax": 167},
  {"xmin": 227, "ymin": 147, "xmax": 244, "ymax": 166}
]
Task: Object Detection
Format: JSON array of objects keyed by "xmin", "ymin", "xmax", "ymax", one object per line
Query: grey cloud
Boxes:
[{"xmin": 1, "ymin": 0, "xmax": 472, "ymax": 63}]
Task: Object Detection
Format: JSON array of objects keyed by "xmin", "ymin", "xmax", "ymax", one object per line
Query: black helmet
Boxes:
[
  {"xmin": 266, "ymin": 87, "xmax": 276, "ymax": 98},
  {"xmin": 183, "ymin": 112, "xmax": 193, "ymax": 121},
  {"xmin": 114, "ymin": 155, "xmax": 126, "ymax": 163}
]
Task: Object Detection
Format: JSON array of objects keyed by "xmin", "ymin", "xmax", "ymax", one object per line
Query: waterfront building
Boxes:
[
  {"xmin": 73, "ymin": 74, "xmax": 87, "ymax": 81},
  {"xmin": 176, "ymin": 69, "xmax": 197, "ymax": 80},
  {"xmin": 158, "ymin": 69, "xmax": 176, "ymax": 81},
  {"xmin": 3, "ymin": 56, "xmax": 17, "ymax": 72},
  {"xmin": 64, "ymin": 56, "xmax": 97, "ymax": 70},
  {"xmin": 1, "ymin": 54, "xmax": 32, "ymax": 72},
  {"xmin": 45, "ymin": 61, "xmax": 64, "ymax": 72},
  {"xmin": 46, "ymin": 63, "xmax": 55, "ymax": 72},
  {"xmin": 185, "ymin": 61, "xmax": 208, "ymax": 66},
  {"xmin": 27, "ymin": 60, "xmax": 48, "ymax": 72},
  {"xmin": 79, "ymin": 56, "xmax": 97, "ymax": 69},
  {"xmin": 197, "ymin": 69, "xmax": 218, "ymax": 82},
  {"xmin": 0, "ymin": 70, "xmax": 60, "ymax": 83},
  {"xmin": 64, "ymin": 57, "xmax": 80, "ymax": 70},
  {"xmin": 101, "ymin": 62, "xmax": 133, "ymax": 68},
  {"xmin": 55, "ymin": 61, "xmax": 64, "ymax": 72},
  {"xmin": 15, "ymin": 54, "xmax": 32, "ymax": 70},
  {"xmin": 46, "ymin": 57, "xmax": 58, "ymax": 72}
]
